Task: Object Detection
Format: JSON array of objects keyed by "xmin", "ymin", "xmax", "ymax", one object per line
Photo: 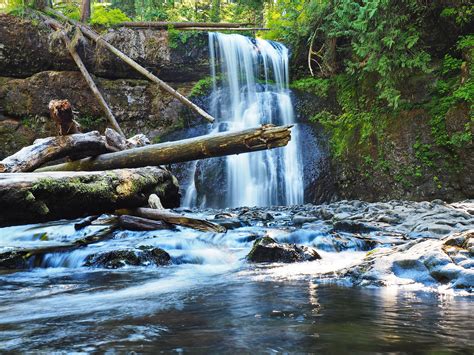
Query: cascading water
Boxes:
[{"xmin": 183, "ymin": 33, "xmax": 304, "ymax": 208}]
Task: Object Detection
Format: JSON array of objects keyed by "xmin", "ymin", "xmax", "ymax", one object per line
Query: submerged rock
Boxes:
[
  {"xmin": 247, "ymin": 236, "xmax": 321, "ymax": 263},
  {"xmin": 343, "ymin": 230, "xmax": 474, "ymax": 290},
  {"xmin": 84, "ymin": 246, "xmax": 171, "ymax": 269}
]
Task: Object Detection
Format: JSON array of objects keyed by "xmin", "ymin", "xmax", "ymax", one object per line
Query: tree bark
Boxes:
[
  {"xmin": 80, "ymin": 0, "xmax": 91, "ymax": 23},
  {"xmin": 46, "ymin": 10, "xmax": 216, "ymax": 123},
  {"xmin": 0, "ymin": 131, "xmax": 113, "ymax": 173},
  {"xmin": 36, "ymin": 124, "xmax": 293, "ymax": 172},
  {"xmin": 0, "ymin": 167, "xmax": 179, "ymax": 227},
  {"xmin": 117, "ymin": 208, "xmax": 226, "ymax": 233},
  {"xmin": 49, "ymin": 99, "xmax": 80, "ymax": 135}
]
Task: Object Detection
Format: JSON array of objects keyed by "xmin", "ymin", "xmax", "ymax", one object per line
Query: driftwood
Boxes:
[
  {"xmin": 0, "ymin": 131, "xmax": 113, "ymax": 173},
  {"xmin": 36, "ymin": 124, "xmax": 292, "ymax": 172},
  {"xmin": 43, "ymin": 17, "xmax": 125, "ymax": 136},
  {"xmin": 117, "ymin": 215, "xmax": 174, "ymax": 231},
  {"xmin": 47, "ymin": 10, "xmax": 215, "ymax": 124},
  {"xmin": 117, "ymin": 208, "xmax": 226, "ymax": 233},
  {"xmin": 49, "ymin": 99, "xmax": 80, "ymax": 135},
  {"xmin": 0, "ymin": 167, "xmax": 179, "ymax": 227}
]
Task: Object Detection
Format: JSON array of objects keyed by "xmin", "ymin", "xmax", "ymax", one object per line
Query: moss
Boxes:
[
  {"xmin": 290, "ymin": 77, "xmax": 330, "ymax": 98},
  {"xmin": 76, "ymin": 115, "xmax": 106, "ymax": 131},
  {"xmin": 31, "ymin": 176, "xmax": 117, "ymax": 201},
  {"xmin": 189, "ymin": 76, "xmax": 214, "ymax": 98}
]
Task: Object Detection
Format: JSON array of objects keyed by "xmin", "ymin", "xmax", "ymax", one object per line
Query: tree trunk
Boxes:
[
  {"xmin": 49, "ymin": 99, "xmax": 80, "ymax": 135},
  {"xmin": 0, "ymin": 131, "xmax": 113, "ymax": 173},
  {"xmin": 31, "ymin": 0, "xmax": 49, "ymax": 10},
  {"xmin": 80, "ymin": 0, "xmax": 91, "ymax": 22},
  {"xmin": 0, "ymin": 167, "xmax": 179, "ymax": 227},
  {"xmin": 36, "ymin": 124, "xmax": 293, "ymax": 172}
]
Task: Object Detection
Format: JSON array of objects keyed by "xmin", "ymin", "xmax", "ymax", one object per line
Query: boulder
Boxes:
[
  {"xmin": 343, "ymin": 230, "xmax": 474, "ymax": 290},
  {"xmin": 247, "ymin": 236, "xmax": 321, "ymax": 263},
  {"xmin": 84, "ymin": 246, "xmax": 171, "ymax": 269}
]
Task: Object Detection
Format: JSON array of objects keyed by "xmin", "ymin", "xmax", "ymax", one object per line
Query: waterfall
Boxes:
[{"xmin": 184, "ymin": 33, "xmax": 303, "ymax": 208}]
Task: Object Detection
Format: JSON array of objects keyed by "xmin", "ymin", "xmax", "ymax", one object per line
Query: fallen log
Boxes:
[
  {"xmin": 118, "ymin": 21, "xmax": 251, "ymax": 28},
  {"xmin": 0, "ymin": 131, "xmax": 113, "ymax": 173},
  {"xmin": 178, "ymin": 27, "xmax": 270, "ymax": 31},
  {"xmin": 46, "ymin": 10, "xmax": 215, "ymax": 124},
  {"xmin": 0, "ymin": 167, "xmax": 179, "ymax": 226},
  {"xmin": 43, "ymin": 15, "xmax": 125, "ymax": 136},
  {"xmin": 117, "ymin": 215, "xmax": 174, "ymax": 231},
  {"xmin": 36, "ymin": 124, "xmax": 292, "ymax": 172},
  {"xmin": 117, "ymin": 208, "xmax": 226, "ymax": 233}
]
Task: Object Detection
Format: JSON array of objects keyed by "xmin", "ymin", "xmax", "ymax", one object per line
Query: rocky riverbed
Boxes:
[
  {"xmin": 1, "ymin": 199, "xmax": 473, "ymax": 292},
  {"xmin": 0, "ymin": 199, "xmax": 473, "ymax": 352}
]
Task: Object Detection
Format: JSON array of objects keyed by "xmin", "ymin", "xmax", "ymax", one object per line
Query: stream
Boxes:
[{"xmin": 0, "ymin": 201, "xmax": 473, "ymax": 352}]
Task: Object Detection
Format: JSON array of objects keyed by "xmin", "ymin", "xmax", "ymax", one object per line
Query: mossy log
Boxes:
[
  {"xmin": 0, "ymin": 131, "xmax": 113, "ymax": 173},
  {"xmin": 37, "ymin": 124, "xmax": 293, "ymax": 172},
  {"xmin": 0, "ymin": 167, "xmax": 179, "ymax": 227}
]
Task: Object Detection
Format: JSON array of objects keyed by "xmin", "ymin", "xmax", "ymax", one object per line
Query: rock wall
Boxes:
[
  {"xmin": 0, "ymin": 14, "xmax": 208, "ymax": 158},
  {"xmin": 293, "ymin": 90, "xmax": 473, "ymax": 204}
]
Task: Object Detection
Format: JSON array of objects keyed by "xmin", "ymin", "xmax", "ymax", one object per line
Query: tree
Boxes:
[{"xmin": 80, "ymin": 0, "xmax": 91, "ymax": 22}]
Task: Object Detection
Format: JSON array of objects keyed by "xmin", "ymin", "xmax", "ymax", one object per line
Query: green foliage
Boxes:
[
  {"xmin": 190, "ymin": 76, "xmax": 214, "ymax": 97},
  {"xmin": 90, "ymin": 6, "xmax": 130, "ymax": 27},
  {"xmin": 413, "ymin": 139, "xmax": 435, "ymax": 168},
  {"xmin": 441, "ymin": 54, "xmax": 462, "ymax": 76},
  {"xmin": 167, "ymin": 27, "xmax": 203, "ymax": 49},
  {"xmin": 290, "ymin": 77, "xmax": 330, "ymax": 97},
  {"xmin": 77, "ymin": 115, "xmax": 105, "ymax": 131},
  {"xmin": 440, "ymin": 4, "xmax": 474, "ymax": 26},
  {"xmin": 53, "ymin": 1, "xmax": 81, "ymax": 20}
]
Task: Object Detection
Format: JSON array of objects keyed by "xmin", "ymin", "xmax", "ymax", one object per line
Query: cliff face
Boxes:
[
  {"xmin": 293, "ymin": 89, "xmax": 473, "ymax": 204},
  {"xmin": 0, "ymin": 14, "xmax": 208, "ymax": 158}
]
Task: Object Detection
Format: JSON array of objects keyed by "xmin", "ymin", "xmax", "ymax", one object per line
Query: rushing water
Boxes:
[
  {"xmin": 184, "ymin": 33, "xmax": 304, "ymax": 208},
  {"xmin": 0, "ymin": 211, "xmax": 473, "ymax": 352}
]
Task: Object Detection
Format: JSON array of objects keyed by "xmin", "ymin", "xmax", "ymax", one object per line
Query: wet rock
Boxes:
[
  {"xmin": 247, "ymin": 236, "xmax": 321, "ymax": 263},
  {"xmin": 343, "ymin": 230, "xmax": 474, "ymax": 290},
  {"xmin": 0, "ymin": 250, "xmax": 28, "ymax": 269},
  {"xmin": 292, "ymin": 215, "xmax": 320, "ymax": 226},
  {"xmin": 333, "ymin": 220, "xmax": 381, "ymax": 234},
  {"xmin": 84, "ymin": 246, "xmax": 171, "ymax": 269},
  {"xmin": 312, "ymin": 234, "xmax": 377, "ymax": 252},
  {"xmin": 212, "ymin": 218, "xmax": 248, "ymax": 230},
  {"xmin": 239, "ymin": 209, "xmax": 274, "ymax": 223}
]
